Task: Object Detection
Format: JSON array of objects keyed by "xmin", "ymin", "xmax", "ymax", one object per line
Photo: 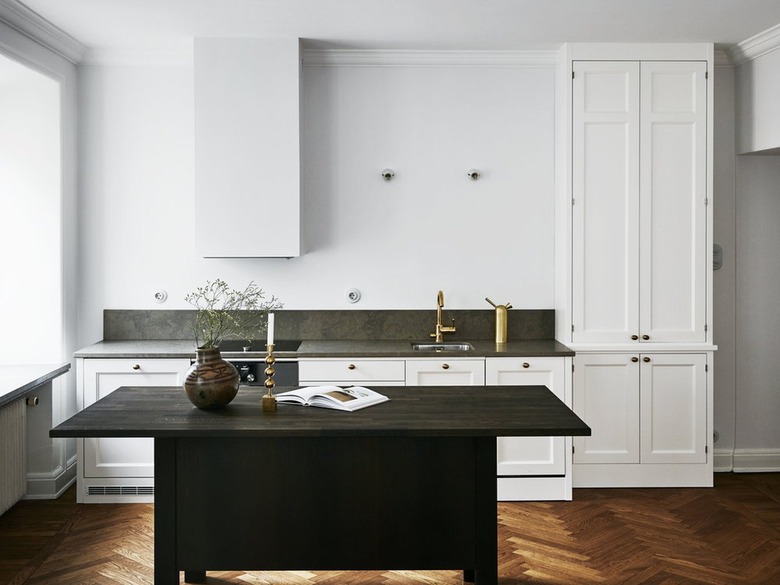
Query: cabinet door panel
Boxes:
[
  {"xmin": 82, "ymin": 359, "xmax": 187, "ymax": 478},
  {"xmin": 486, "ymin": 358, "xmax": 565, "ymax": 476},
  {"xmin": 573, "ymin": 354, "xmax": 639, "ymax": 464},
  {"xmin": 639, "ymin": 61, "xmax": 707, "ymax": 342},
  {"xmin": 572, "ymin": 61, "xmax": 640, "ymax": 343},
  {"xmin": 640, "ymin": 353, "xmax": 707, "ymax": 463}
]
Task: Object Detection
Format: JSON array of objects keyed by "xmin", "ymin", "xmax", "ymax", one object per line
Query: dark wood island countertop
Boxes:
[{"xmin": 50, "ymin": 384, "xmax": 590, "ymax": 439}]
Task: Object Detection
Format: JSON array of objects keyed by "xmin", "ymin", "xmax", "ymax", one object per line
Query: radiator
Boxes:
[{"xmin": 0, "ymin": 398, "xmax": 26, "ymax": 515}]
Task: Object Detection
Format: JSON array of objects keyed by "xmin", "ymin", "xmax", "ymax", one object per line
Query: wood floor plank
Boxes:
[{"xmin": 2, "ymin": 473, "xmax": 780, "ymax": 584}]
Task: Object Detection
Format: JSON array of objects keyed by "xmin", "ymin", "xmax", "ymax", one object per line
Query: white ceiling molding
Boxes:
[
  {"xmin": 0, "ymin": 0, "xmax": 85, "ymax": 64},
  {"xmin": 728, "ymin": 22, "xmax": 780, "ymax": 65},
  {"xmin": 80, "ymin": 47, "xmax": 193, "ymax": 67},
  {"xmin": 302, "ymin": 49, "xmax": 557, "ymax": 67}
]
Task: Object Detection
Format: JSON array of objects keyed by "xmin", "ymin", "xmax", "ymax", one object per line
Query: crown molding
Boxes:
[
  {"xmin": 728, "ymin": 22, "xmax": 780, "ymax": 66},
  {"xmin": 0, "ymin": 0, "xmax": 86, "ymax": 64},
  {"xmin": 302, "ymin": 49, "xmax": 557, "ymax": 67},
  {"xmin": 81, "ymin": 46, "xmax": 193, "ymax": 67},
  {"xmin": 714, "ymin": 49, "xmax": 732, "ymax": 67}
]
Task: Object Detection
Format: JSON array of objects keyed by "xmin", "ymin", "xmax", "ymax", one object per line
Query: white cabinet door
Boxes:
[
  {"xmin": 639, "ymin": 62, "xmax": 708, "ymax": 343},
  {"xmin": 405, "ymin": 359, "xmax": 485, "ymax": 386},
  {"xmin": 640, "ymin": 353, "xmax": 707, "ymax": 463},
  {"xmin": 572, "ymin": 61, "xmax": 640, "ymax": 344},
  {"xmin": 574, "ymin": 352, "xmax": 707, "ymax": 466},
  {"xmin": 81, "ymin": 359, "xmax": 188, "ymax": 479},
  {"xmin": 572, "ymin": 60, "xmax": 708, "ymax": 344},
  {"xmin": 573, "ymin": 353, "xmax": 640, "ymax": 464},
  {"xmin": 486, "ymin": 357, "xmax": 566, "ymax": 475}
]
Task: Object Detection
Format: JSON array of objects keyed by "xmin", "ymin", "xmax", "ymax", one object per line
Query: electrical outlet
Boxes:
[
  {"xmin": 346, "ymin": 288, "xmax": 361, "ymax": 303},
  {"xmin": 153, "ymin": 290, "xmax": 168, "ymax": 303}
]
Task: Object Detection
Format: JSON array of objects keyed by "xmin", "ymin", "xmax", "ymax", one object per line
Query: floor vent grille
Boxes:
[{"xmin": 88, "ymin": 486, "xmax": 154, "ymax": 496}]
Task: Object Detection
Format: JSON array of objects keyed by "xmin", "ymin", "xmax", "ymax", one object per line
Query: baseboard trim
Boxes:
[
  {"xmin": 714, "ymin": 449, "xmax": 734, "ymax": 472},
  {"xmin": 24, "ymin": 462, "xmax": 76, "ymax": 500},
  {"xmin": 733, "ymin": 449, "xmax": 780, "ymax": 473}
]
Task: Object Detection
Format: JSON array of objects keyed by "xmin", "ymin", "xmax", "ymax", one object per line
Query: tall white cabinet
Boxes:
[
  {"xmin": 571, "ymin": 60, "xmax": 707, "ymax": 344},
  {"xmin": 560, "ymin": 44, "xmax": 715, "ymax": 488}
]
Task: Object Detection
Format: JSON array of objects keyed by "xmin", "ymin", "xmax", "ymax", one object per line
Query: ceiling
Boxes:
[{"xmin": 17, "ymin": 0, "xmax": 780, "ymax": 54}]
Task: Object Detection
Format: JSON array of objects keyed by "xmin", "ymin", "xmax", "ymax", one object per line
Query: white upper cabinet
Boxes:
[
  {"xmin": 735, "ymin": 44, "xmax": 780, "ymax": 154},
  {"xmin": 194, "ymin": 38, "xmax": 301, "ymax": 257},
  {"xmin": 572, "ymin": 60, "xmax": 707, "ymax": 344}
]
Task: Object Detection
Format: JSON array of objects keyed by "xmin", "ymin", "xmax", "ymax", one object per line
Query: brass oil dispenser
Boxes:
[{"xmin": 486, "ymin": 298, "xmax": 513, "ymax": 344}]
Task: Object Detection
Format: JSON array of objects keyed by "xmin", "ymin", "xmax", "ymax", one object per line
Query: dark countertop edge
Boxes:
[
  {"xmin": 73, "ymin": 339, "xmax": 575, "ymax": 359},
  {"xmin": 50, "ymin": 385, "xmax": 591, "ymax": 439},
  {"xmin": 0, "ymin": 363, "xmax": 71, "ymax": 409},
  {"xmin": 50, "ymin": 427, "xmax": 588, "ymax": 438}
]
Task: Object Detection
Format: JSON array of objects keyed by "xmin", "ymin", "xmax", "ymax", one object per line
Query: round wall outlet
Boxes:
[
  {"xmin": 153, "ymin": 290, "xmax": 168, "ymax": 303},
  {"xmin": 346, "ymin": 288, "xmax": 361, "ymax": 303}
]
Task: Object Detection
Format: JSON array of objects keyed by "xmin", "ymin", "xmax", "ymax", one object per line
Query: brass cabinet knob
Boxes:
[
  {"xmin": 442, "ymin": 363, "xmax": 450, "ymax": 370},
  {"xmin": 522, "ymin": 362, "xmax": 530, "ymax": 369},
  {"xmin": 631, "ymin": 357, "xmax": 639, "ymax": 362},
  {"xmin": 642, "ymin": 335, "xmax": 650, "ymax": 340},
  {"xmin": 631, "ymin": 335, "xmax": 639, "ymax": 341},
  {"xmin": 132, "ymin": 364, "xmax": 141, "ymax": 370},
  {"xmin": 347, "ymin": 364, "xmax": 356, "ymax": 370},
  {"xmin": 643, "ymin": 357, "xmax": 651, "ymax": 363}
]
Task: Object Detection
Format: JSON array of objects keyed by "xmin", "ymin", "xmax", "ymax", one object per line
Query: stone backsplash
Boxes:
[{"xmin": 104, "ymin": 309, "xmax": 556, "ymax": 342}]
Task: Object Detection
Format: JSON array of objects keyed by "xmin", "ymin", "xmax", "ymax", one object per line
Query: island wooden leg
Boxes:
[
  {"xmin": 184, "ymin": 570, "xmax": 206, "ymax": 582},
  {"xmin": 154, "ymin": 438, "xmax": 179, "ymax": 585},
  {"xmin": 473, "ymin": 437, "xmax": 498, "ymax": 585}
]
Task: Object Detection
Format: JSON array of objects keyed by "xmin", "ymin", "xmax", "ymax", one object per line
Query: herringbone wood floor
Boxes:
[{"xmin": 1, "ymin": 473, "xmax": 779, "ymax": 585}]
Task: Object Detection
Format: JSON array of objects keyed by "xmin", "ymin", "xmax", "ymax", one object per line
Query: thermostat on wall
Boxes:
[{"xmin": 713, "ymin": 244, "xmax": 723, "ymax": 271}]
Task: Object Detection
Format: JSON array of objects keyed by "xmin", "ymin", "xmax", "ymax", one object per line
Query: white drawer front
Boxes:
[
  {"xmin": 405, "ymin": 359, "xmax": 486, "ymax": 386},
  {"xmin": 299, "ymin": 359, "xmax": 405, "ymax": 383}
]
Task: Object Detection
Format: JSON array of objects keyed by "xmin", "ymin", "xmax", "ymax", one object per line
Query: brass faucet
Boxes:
[{"xmin": 431, "ymin": 290, "xmax": 456, "ymax": 342}]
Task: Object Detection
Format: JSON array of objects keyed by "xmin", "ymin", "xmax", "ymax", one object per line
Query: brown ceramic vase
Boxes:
[{"xmin": 183, "ymin": 347, "xmax": 240, "ymax": 409}]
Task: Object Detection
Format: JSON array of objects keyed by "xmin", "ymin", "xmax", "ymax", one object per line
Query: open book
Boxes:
[{"xmin": 275, "ymin": 386, "xmax": 389, "ymax": 412}]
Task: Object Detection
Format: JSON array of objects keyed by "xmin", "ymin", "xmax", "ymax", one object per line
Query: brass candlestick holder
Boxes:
[{"xmin": 262, "ymin": 343, "xmax": 277, "ymax": 412}]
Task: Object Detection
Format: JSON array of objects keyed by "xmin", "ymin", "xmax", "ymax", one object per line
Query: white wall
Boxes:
[
  {"xmin": 77, "ymin": 53, "xmax": 556, "ymax": 345},
  {"xmin": 734, "ymin": 154, "xmax": 780, "ymax": 464},
  {"xmin": 712, "ymin": 63, "xmax": 737, "ymax": 461},
  {"xmin": 730, "ymin": 40, "xmax": 780, "ymax": 470}
]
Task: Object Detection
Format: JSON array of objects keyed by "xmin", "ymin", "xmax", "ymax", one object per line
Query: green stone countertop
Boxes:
[{"xmin": 73, "ymin": 338, "xmax": 573, "ymax": 359}]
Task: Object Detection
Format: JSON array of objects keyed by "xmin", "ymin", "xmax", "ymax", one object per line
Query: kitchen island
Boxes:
[{"xmin": 51, "ymin": 384, "xmax": 590, "ymax": 585}]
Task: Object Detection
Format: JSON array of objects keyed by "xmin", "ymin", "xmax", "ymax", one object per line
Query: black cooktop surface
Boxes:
[{"xmin": 218, "ymin": 339, "xmax": 301, "ymax": 353}]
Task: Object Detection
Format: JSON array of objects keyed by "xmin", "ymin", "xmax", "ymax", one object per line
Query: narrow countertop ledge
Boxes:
[{"xmin": 0, "ymin": 363, "xmax": 71, "ymax": 409}]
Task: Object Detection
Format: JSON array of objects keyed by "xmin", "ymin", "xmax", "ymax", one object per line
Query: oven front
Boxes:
[{"xmin": 228, "ymin": 358, "xmax": 299, "ymax": 387}]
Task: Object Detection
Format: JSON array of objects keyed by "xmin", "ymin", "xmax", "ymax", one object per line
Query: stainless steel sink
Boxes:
[{"xmin": 411, "ymin": 342, "xmax": 474, "ymax": 352}]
